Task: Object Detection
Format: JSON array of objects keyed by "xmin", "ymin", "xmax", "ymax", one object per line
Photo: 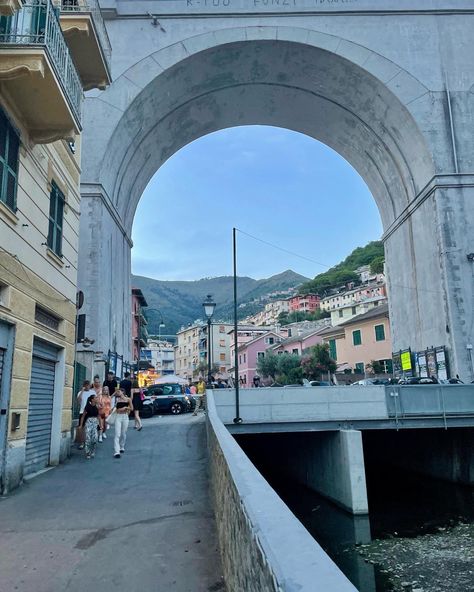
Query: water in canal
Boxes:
[{"xmin": 236, "ymin": 437, "xmax": 474, "ymax": 592}]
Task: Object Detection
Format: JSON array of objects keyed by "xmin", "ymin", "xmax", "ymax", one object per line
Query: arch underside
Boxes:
[{"xmin": 97, "ymin": 40, "xmax": 435, "ymax": 233}]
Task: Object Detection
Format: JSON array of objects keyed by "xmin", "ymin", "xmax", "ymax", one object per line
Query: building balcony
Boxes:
[
  {"xmin": 0, "ymin": 0, "xmax": 23, "ymax": 16},
  {"xmin": 0, "ymin": 0, "xmax": 82, "ymax": 143},
  {"xmin": 59, "ymin": 0, "xmax": 111, "ymax": 90}
]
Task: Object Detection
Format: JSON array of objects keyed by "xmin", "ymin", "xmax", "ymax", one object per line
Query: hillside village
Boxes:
[{"xmin": 134, "ymin": 242, "xmax": 401, "ymax": 386}]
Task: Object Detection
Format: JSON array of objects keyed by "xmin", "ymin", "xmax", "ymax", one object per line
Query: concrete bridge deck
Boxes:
[{"xmin": 214, "ymin": 385, "xmax": 474, "ymax": 434}]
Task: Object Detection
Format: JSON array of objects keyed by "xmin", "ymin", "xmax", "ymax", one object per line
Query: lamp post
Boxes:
[{"xmin": 202, "ymin": 295, "xmax": 216, "ymax": 386}]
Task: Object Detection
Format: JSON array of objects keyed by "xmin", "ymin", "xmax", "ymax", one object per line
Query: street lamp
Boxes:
[{"xmin": 202, "ymin": 294, "xmax": 216, "ymax": 385}]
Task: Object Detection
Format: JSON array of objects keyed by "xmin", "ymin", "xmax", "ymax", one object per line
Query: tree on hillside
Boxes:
[
  {"xmin": 301, "ymin": 344, "xmax": 337, "ymax": 380},
  {"xmin": 278, "ymin": 309, "xmax": 330, "ymax": 326},
  {"xmin": 298, "ymin": 241, "xmax": 385, "ymax": 296},
  {"xmin": 370, "ymin": 256, "xmax": 385, "ymax": 275}
]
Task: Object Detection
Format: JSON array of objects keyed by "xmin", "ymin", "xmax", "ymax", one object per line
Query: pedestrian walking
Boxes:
[
  {"xmin": 76, "ymin": 380, "xmax": 91, "ymax": 449},
  {"xmin": 131, "ymin": 386, "xmax": 143, "ymax": 431},
  {"xmin": 119, "ymin": 371, "xmax": 132, "ymax": 398},
  {"xmin": 92, "ymin": 375, "xmax": 102, "ymax": 397},
  {"xmin": 194, "ymin": 378, "xmax": 206, "ymax": 416},
  {"xmin": 79, "ymin": 394, "xmax": 100, "ymax": 459},
  {"xmin": 97, "ymin": 386, "xmax": 112, "ymax": 441},
  {"xmin": 103, "ymin": 371, "xmax": 117, "ymax": 397},
  {"xmin": 113, "ymin": 388, "xmax": 132, "ymax": 458}
]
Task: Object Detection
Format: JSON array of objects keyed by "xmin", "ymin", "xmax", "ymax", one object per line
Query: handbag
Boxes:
[
  {"xmin": 106, "ymin": 410, "xmax": 117, "ymax": 426},
  {"xmin": 74, "ymin": 425, "xmax": 85, "ymax": 444}
]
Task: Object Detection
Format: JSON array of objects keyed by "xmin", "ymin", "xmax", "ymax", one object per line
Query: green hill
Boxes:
[
  {"xmin": 132, "ymin": 270, "xmax": 308, "ymax": 336},
  {"xmin": 299, "ymin": 241, "xmax": 384, "ymax": 296}
]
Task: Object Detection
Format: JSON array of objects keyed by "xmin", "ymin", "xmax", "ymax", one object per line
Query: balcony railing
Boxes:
[
  {"xmin": 0, "ymin": 0, "xmax": 82, "ymax": 123},
  {"xmin": 60, "ymin": 0, "xmax": 111, "ymax": 74}
]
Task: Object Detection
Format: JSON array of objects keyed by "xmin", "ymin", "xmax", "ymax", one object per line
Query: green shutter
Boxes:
[
  {"xmin": 375, "ymin": 324, "xmax": 385, "ymax": 341},
  {"xmin": 352, "ymin": 330, "xmax": 362, "ymax": 346},
  {"xmin": 0, "ymin": 109, "xmax": 19, "ymax": 211},
  {"xmin": 47, "ymin": 181, "xmax": 65, "ymax": 256},
  {"xmin": 329, "ymin": 339, "xmax": 337, "ymax": 361}
]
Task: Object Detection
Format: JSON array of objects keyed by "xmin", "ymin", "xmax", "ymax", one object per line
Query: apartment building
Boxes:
[
  {"xmin": 320, "ymin": 304, "xmax": 393, "ymax": 375},
  {"xmin": 289, "ymin": 293, "xmax": 321, "ymax": 313},
  {"xmin": 245, "ymin": 298, "xmax": 290, "ymax": 326},
  {"xmin": 330, "ymin": 295, "xmax": 387, "ymax": 326},
  {"xmin": 0, "ymin": 0, "xmax": 111, "ymax": 492},
  {"xmin": 175, "ymin": 322, "xmax": 233, "ymax": 380},
  {"xmin": 320, "ymin": 282, "xmax": 387, "ymax": 312},
  {"xmin": 142, "ymin": 339, "xmax": 175, "ymax": 376}
]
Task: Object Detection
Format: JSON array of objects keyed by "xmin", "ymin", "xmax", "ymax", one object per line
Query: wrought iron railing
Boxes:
[
  {"xmin": 0, "ymin": 0, "xmax": 82, "ymax": 124},
  {"xmin": 60, "ymin": 0, "xmax": 111, "ymax": 74}
]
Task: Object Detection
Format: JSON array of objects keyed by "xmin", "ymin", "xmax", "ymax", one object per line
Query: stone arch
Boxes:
[{"xmin": 82, "ymin": 25, "xmax": 435, "ymax": 234}]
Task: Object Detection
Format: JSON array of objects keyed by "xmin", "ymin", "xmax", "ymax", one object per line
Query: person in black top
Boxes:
[
  {"xmin": 103, "ymin": 371, "xmax": 118, "ymax": 397},
  {"xmin": 119, "ymin": 372, "xmax": 132, "ymax": 397},
  {"xmin": 79, "ymin": 394, "xmax": 100, "ymax": 459}
]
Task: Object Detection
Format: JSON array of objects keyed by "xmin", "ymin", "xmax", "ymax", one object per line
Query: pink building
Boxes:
[
  {"xmin": 289, "ymin": 294, "xmax": 321, "ymax": 313},
  {"xmin": 131, "ymin": 288, "xmax": 148, "ymax": 363},
  {"xmin": 235, "ymin": 331, "xmax": 281, "ymax": 386},
  {"xmin": 270, "ymin": 326, "xmax": 327, "ymax": 356}
]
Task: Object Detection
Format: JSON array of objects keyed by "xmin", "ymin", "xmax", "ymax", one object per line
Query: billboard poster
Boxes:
[
  {"xmin": 400, "ymin": 349, "xmax": 413, "ymax": 375},
  {"xmin": 417, "ymin": 352, "xmax": 428, "ymax": 377},
  {"xmin": 435, "ymin": 347, "xmax": 448, "ymax": 380},
  {"xmin": 426, "ymin": 348, "xmax": 437, "ymax": 378},
  {"xmin": 392, "ymin": 351, "xmax": 401, "ymax": 378}
]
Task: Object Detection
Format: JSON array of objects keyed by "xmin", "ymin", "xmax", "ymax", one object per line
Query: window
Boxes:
[
  {"xmin": 352, "ymin": 306, "xmax": 357, "ymax": 315},
  {"xmin": 292, "ymin": 348, "xmax": 299, "ymax": 355},
  {"xmin": 380, "ymin": 359, "xmax": 393, "ymax": 374},
  {"xmin": 328, "ymin": 339, "xmax": 337, "ymax": 361},
  {"xmin": 355, "ymin": 362, "xmax": 365, "ymax": 374},
  {"xmin": 0, "ymin": 109, "xmax": 19, "ymax": 211},
  {"xmin": 352, "ymin": 330, "xmax": 362, "ymax": 346},
  {"xmin": 219, "ymin": 339, "xmax": 225, "ymax": 347},
  {"xmin": 219, "ymin": 326, "xmax": 225, "ymax": 333},
  {"xmin": 265, "ymin": 337, "xmax": 275, "ymax": 345},
  {"xmin": 338, "ymin": 310, "xmax": 343, "ymax": 318},
  {"xmin": 220, "ymin": 353, "xmax": 225, "ymax": 361},
  {"xmin": 239, "ymin": 355, "xmax": 241, "ymax": 364},
  {"xmin": 375, "ymin": 324, "xmax": 385, "ymax": 341},
  {"xmin": 47, "ymin": 181, "xmax": 65, "ymax": 256},
  {"xmin": 257, "ymin": 352, "xmax": 265, "ymax": 360},
  {"xmin": 243, "ymin": 354, "xmax": 246, "ymax": 363}
]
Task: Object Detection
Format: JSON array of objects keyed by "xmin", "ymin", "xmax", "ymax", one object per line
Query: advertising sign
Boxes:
[{"xmin": 400, "ymin": 350, "xmax": 412, "ymax": 372}]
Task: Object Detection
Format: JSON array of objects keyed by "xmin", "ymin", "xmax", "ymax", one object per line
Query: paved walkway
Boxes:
[{"xmin": 0, "ymin": 415, "xmax": 225, "ymax": 592}]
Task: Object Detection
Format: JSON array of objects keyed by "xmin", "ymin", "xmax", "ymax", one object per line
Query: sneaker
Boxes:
[
  {"xmin": 98, "ymin": 435, "xmax": 103, "ymax": 443},
  {"xmin": 78, "ymin": 444, "xmax": 84, "ymax": 450},
  {"xmin": 114, "ymin": 453, "xmax": 121, "ymax": 459},
  {"xmin": 86, "ymin": 454, "xmax": 91, "ymax": 459},
  {"xmin": 120, "ymin": 449, "xmax": 125, "ymax": 453},
  {"xmin": 102, "ymin": 433, "xmax": 107, "ymax": 439}
]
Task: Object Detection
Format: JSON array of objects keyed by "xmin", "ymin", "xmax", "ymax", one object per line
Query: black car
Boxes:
[
  {"xmin": 144, "ymin": 384, "xmax": 192, "ymax": 415},
  {"xmin": 399, "ymin": 376, "xmax": 439, "ymax": 385}
]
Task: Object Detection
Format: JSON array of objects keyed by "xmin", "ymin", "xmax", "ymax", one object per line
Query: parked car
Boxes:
[
  {"xmin": 144, "ymin": 383, "xmax": 192, "ymax": 415},
  {"xmin": 140, "ymin": 396, "xmax": 154, "ymax": 419},
  {"xmin": 309, "ymin": 380, "xmax": 331, "ymax": 387},
  {"xmin": 398, "ymin": 376, "xmax": 439, "ymax": 385},
  {"xmin": 351, "ymin": 378, "xmax": 388, "ymax": 386}
]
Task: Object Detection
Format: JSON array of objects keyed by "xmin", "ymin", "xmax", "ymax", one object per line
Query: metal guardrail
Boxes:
[
  {"xmin": 60, "ymin": 0, "xmax": 111, "ymax": 73},
  {"xmin": 0, "ymin": 0, "xmax": 83, "ymax": 124},
  {"xmin": 386, "ymin": 385, "xmax": 474, "ymax": 428}
]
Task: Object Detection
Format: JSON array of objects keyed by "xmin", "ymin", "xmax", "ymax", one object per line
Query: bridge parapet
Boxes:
[
  {"xmin": 206, "ymin": 390, "xmax": 357, "ymax": 591},
  {"xmin": 213, "ymin": 385, "xmax": 474, "ymax": 433}
]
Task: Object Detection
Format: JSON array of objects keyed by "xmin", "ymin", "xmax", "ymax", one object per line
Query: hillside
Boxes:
[
  {"xmin": 132, "ymin": 270, "xmax": 308, "ymax": 335},
  {"xmin": 299, "ymin": 241, "xmax": 384, "ymax": 296}
]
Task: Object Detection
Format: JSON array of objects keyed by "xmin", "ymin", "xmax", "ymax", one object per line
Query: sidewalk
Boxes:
[{"xmin": 0, "ymin": 415, "xmax": 225, "ymax": 592}]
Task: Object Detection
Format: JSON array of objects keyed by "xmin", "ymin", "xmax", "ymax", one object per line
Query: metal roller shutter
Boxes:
[{"xmin": 25, "ymin": 341, "xmax": 57, "ymax": 475}]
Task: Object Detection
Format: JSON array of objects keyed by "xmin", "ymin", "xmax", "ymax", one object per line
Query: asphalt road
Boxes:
[{"xmin": 0, "ymin": 414, "xmax": 225, "ymax": 592}]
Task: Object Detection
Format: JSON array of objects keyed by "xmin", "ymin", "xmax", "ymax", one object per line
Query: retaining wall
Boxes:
[{"xmin": 206, "ymin": 391, "xmax": 357, "ymax": 592}]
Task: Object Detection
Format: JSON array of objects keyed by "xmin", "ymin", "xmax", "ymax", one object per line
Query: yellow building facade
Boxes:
[{"xmin": 0, "ymin": 0, "xmax": 110, "ymax": 492}]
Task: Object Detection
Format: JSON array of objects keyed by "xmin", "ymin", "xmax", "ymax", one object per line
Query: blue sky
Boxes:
[{"xmin": 131, "ymin": 126, "xmax": 382, "ymax": 281}]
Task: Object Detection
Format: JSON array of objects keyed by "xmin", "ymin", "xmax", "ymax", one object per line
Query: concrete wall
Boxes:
[
  {"xmin": 364, "ymin": 428, "xmax": 474, "ymax": 486},
  {"xmin": 206, "ymin": 391, "xmax": 357, "ymax": 592},
  {"xmin": 237, "ymin": 429, "xmax": 369, "ymax": 514},
  {"xmin": 213, "ymin": 386, "xmax": 389, "ymax": 425}
]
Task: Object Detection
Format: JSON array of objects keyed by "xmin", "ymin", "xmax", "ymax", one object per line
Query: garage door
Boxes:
[{"xmin": 25, "ymin": 341, "xmax": 57, "ymax": 475}]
